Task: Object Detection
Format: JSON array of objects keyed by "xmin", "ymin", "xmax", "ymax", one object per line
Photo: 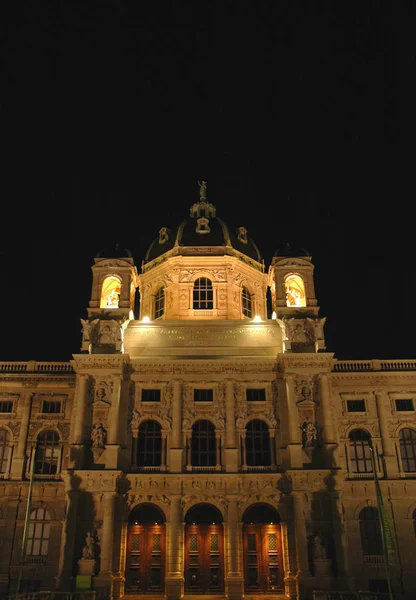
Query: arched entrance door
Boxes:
[
  {"xmin": 242, "ymin": 504, "xmax": 284, "ymax": 593},
  {"xmin": 184, "ymin": 503, "xmax": 224, "ymax": 594},
  {"xmin": 125, "ymin": 503, "xmax": 166, "ymax": 594}
]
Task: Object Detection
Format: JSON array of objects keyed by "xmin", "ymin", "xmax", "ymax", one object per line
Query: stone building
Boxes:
[{"xmin": 0, "ymin": 183, "xmax": 415, "ymax": 599}]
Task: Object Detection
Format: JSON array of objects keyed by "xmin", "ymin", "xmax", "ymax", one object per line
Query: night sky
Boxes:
[{"xmin": 2, "ymin": 3, "xmax": 414, "ymax": 363}]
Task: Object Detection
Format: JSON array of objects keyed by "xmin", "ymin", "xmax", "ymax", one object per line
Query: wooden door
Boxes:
[
  {"xmin": 185, "ymin": 523, "xmax": 224, "ymax": 593},
  {"xmin": 243, "ymin": 524, "xmax": 284, "ymax": 592},
  {"xmin": 125, "ymin": 524, "xmax": 165, "ymax": 593}
]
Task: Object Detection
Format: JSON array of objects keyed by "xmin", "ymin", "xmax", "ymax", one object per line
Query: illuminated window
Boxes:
[
  {"xmin": 245, "ymin": 419, "xmax": 271, "ymax": 466},
  {"xmin": 193, "ymin": 278, "xmax": 213, "ymax": 310},
  {"xmin": 154, "ymin": 287, "xmax": 165, "ymax": 319},
  {"xmin": 191, "ymin": 420, "xmax": 216, "ymax": 466},
  {"xmin": 35, "ymin": 431, "xmax": 60, "ymax": 474},
  {"xmin": 26, "ymin": 507, "xmax": 51, "ymax": 557},
  {"xmin": 359, "ymin": 507, "xmax": 383, "ymax": 556},
  {"xmin": 100, "ymin": 276, "xmax": 121, "ymax": 308},
  {"xmin": 0, "ymin": 429, "xmax": 11, "ymax": 473},
  {"xmin": 136, "ymin": 420, "xmax": 162, "ymax": 467},
  {"xmin": 284, "ymin": 275, "xmax": 306, "ymax": 307},
  {"xmin": 242, "ymin": 286, "xmax": 253, "ymax": 318},
  {"xmin": 349, "ymin": 429, "xmax": 373, "ymax": 473},
  {"xmin": 399, "ymin": 428, "xmax": 416, "ymax": 472}
]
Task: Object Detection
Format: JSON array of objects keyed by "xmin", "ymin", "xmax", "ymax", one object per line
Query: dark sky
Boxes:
[{"xmin": 2, "ymin": 2, "xmax": 414, "ymax": 363}]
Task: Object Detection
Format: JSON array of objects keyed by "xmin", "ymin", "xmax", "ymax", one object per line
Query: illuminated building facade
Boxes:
[{"xmin": 0, "ymin": 185, "xmax": 415, "ymax": 600}]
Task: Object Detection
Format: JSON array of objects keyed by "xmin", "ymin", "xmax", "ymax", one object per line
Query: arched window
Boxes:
[
  {"xmin": 349, "ymin": 429, "xmax": 373, "ymax": 473},
  {"xmin": 193, "ymin": 278, "xmax": 213, "ymax": 310},
  {"xmin": 242, "ymin": 286, "xmax": 253, "ymax": 318},
  {"xmin": 0, "ymin": 429, "xmax": 11, "ymax": 474},
  {"xmin": 284, "ymin": 274, "xmax": 306, "ymax": 307},
  {"xmin": 136, "ymin": 420, "xmax": 162, "ymax": 467},
  {"xmin": 100, "ymin": 275, "xmax": 121, "ymax": 308},
  {"xmin": 246, "ymin": 419, "xmax": 271, "ymax": 466},
  {"xmin": 26, "ymin": 507, "xmax": 51, "ymax": 558},
  {"xmin": 359, "ymin": 506, "xmax": 383, "ymax": 556},
  {"xmin": 154, "ymin": 287, "xmax": 165, "ymax": 319},
  {"xmin": 35, "ymin": 431, "xmax": 60, "ymax": 474},
  {"xmin": 191, "ymin": 420, "xmax": 216, "ymax": 467},
  {"xmin": 399, "ymin": 428, "xmax": 416, "ymax": 472}
]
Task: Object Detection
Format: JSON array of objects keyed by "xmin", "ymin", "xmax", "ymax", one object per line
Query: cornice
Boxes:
[{"xmin": 277, "ymin": 353, "xmax": 335, "ymax": 373}]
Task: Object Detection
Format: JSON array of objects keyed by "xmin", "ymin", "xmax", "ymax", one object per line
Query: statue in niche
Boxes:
[
  {"xmin": 130, "ymin": 408, "xmax": 141, "ymax": 430},
  {"xmin": 106, "ymin": 289, "xmax": 119, "ymax": 308},
  {"xmin": 198, "ymin": 180, "xmax": 207, "ymax": 201},
  {"xmin": 312, "ymin": 533, "xmax": 327, "ymax": 560},
  {"xmin": 91, "ymin": 423, "xmax": 106, "ymax": 448},
  {"xmin": 302, "ymin": 420, "xmax": 318, "ymax": 447},
  {"xmin": 82, "ymin": 531, "xmax": 97, "ymax": 560}
]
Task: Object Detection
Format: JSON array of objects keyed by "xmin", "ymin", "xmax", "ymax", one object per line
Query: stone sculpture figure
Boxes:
[{"xmin": 82, "ymin": 531, "xmax": 96, "ymax": 559}]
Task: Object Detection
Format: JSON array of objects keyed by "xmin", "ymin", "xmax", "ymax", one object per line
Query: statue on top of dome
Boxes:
[{"xmin": 198, "ymin": 180, "xmax": 207, "ymax": 201}]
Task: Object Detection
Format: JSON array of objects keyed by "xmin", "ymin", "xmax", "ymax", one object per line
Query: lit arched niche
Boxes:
[
  {"xmin": 284, "ymin": 274, "xmax": 306, "ymax": 307},
  {"xmin": 100, "ymin": 276, "xmax": 121, "ymax": 308}
]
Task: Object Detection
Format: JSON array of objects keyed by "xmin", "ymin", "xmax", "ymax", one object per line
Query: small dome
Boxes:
[
  {"xmin": 95, "ymin": 244, "xmax": 133, "ymax": 259},
  {"xmin": 273, "ymin": 242, "xmax": 310, "ymax": 258}
]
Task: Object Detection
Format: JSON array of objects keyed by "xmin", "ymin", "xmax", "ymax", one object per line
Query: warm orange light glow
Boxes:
[{"xmin": 284, "ymin": 274, "xmax": 306, "ymax": 307}]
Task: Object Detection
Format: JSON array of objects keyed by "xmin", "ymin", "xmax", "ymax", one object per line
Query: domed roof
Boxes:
[
  {"xmin": 273, "ymin": 242, "xmax": 310, "ymax": 258},
  {"xmin": 144, "ymin": 183, "xmax": 262, "ymax": 265},
  {"xmin": 95, "ymin": 244, "xmax": 133, "ymax": 259}
]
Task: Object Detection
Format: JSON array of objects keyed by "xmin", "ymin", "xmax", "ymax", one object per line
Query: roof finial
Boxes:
[{"xmin": 198, "ymin": 180, "xmax": 207, "ymax": 202}]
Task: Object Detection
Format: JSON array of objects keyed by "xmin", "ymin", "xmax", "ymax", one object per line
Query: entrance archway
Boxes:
[
  {"xmin": 184, "ymin": 503, "xmax": 224, "ymax": 594},
  {"xmin": 242, "ymin": 503, "xmax": 284, "ymax": 593},
  {"xmin": 125, "ymin": 503, "xmax": 166, "ymax": 594}
]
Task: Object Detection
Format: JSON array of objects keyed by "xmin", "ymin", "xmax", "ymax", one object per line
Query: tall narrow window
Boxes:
[
  {"xmin": 0, "ymin": 429, "xmax": 11, "ymax": 474},
  {"xmin": 359, "ymin": 507, "xmax": 383, "ymax": 556},
  {"xmin": 349, "ymin": 429, "xmax": 373, "ymax": 473},
  {"xmin": 136, "ymin": 420, "xmax": 162, "ymax": 467},
  {"xmin": 191, "ymin": 420, "xmax": 216, "ymax": 467},
  {"xmin": 35, "ymin": 431, "xmax": 60, "ymax": 474},
  {"xmin": 154, "ymin": 287, "xmax": 165, "ymax": 319},
  {"xmin": 193, "ymin": 278, "xmax": 213, "ymax": 310},
  {"xmin": 242, "ymin": 286, "xmax": 253, "ymax": 318},
  {"xmin": 399, "ymin": 428, "xmax": 416, "ymax": 472},
  {"xmin": 26, "ymin": 507, "xmax": 51, "ymax": 558},
  {"xmin": 284, "ymin": 274, "xmax": 306, "ymax": 307},
  {"xmin": 245, "ymin": 419, "xmax": 271, "ymax": 467}
]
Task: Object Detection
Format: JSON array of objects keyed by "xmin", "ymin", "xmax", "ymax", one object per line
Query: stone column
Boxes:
[
  {"xmin": 216, "ymin": 433, "xmax": 221, "ymax": 470},
  {"xmin": 224, "ymin": 380, "xmax": 238, "ymax": 472},
  {"xmin": 72, "ymin": 374, "xmax": 90, "ymax": 444},
  {"xmin": 170, "ymin": 380, "xmax": 183, "ymax": 472},
  {"xmin": 106, "ymin": 376, "xmax": 122, "ymax": 469},
  {"xmin": 285, "ymin": 376, "xmax": 302, "ymax": 467},
  {"xmin": 225, "ymin": 380, "xmax": 236, "ymax": 447},
  {"xmin": 241, "ymin": 433, "xmax": 247, "ymax": 470},
  {"xmin": 10, "ymin": 392, "xmax": 32, "ymax": 479},
  {"xmin": 56, "ymin": 488, "xmax": 80, "ymax": 590},
  {"xmin": 319, "ymin": 374, "xmax": 335, "ymax": 443},
  {"xmin": 95, "ymin": 492, "xmax": 117, "ymax": 596},
  {"xmin": 224, "ymin": 496, "xmax": 244, "ymax": 600},
  {"xmin": 165, "ymin": 495, "xmax": 184, "ymax": 600},
  {"xmin": 375, "ymin": 391, "xmax": 398, "ymax": 476},
  {"xmin": 292, "ymin": 492, "xmax": 310, "ymax": 598}
]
